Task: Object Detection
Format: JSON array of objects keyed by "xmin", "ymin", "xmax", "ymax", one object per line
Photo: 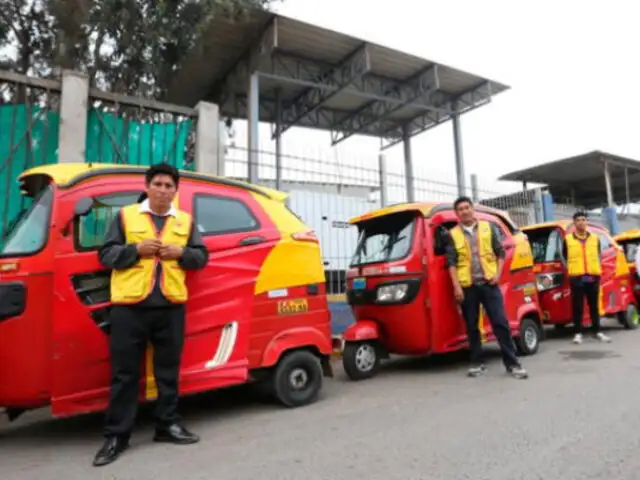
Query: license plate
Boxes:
[
  {"xmin": 352, "ymin": 277, "xmax": 366, "ymax": 290},
  {"xmin": 277, "ymin": 299, "xmax": 309, "ymax": 315}
]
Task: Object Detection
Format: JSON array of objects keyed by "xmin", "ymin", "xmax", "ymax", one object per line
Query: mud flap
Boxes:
[{"xmin": 321, "ymin": 355, "xmax": 334, "ymax": 378}]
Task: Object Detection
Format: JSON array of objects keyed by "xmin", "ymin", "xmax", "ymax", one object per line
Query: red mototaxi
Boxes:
[{"xmin": 339, "ymin": 202, "xmax": 544, "ymax": 381}]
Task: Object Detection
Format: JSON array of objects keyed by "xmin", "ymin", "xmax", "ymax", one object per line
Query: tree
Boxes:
[{"xmin": 0, "ymin": 0, "xmax": 279, "ymax": 97}]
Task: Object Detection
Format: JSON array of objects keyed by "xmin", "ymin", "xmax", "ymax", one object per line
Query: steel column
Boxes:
[
  {"xmin": 378, "ymin": 152, "xmax": 388, "ymax": 207},
  {"xmin": 247, "ymin": 73, "xmax": 260, "ymax": 183},
  {"xmin": 402, "ymin": 125, "xmax": 414, "ymax": 203},
  {"xmin": 452, "ymin": 101, "xmax": 466, "ymax": 197},
  {"xmin": 603, "ymin": 160, "xmax": 614, "ymax": 207},
  {"xmin": 625, "ymin": 167, "xmax": 630, "ymax": 207},
  {"xmin": 274, "ymin": 88, "xmax": 283, "ymax": 190},
  {"xmin": 470, "ymin": 173, "xmax": 479, "ymax": 202}
]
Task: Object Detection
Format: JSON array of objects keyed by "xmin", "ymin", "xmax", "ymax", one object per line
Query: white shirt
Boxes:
[
  {"xmin": 462, "ymin": 222, "xmax": 477, "ymax": 235},
  {"xmin": 138, "ymin": 198, "xmax": 177, "ymax": 217}
]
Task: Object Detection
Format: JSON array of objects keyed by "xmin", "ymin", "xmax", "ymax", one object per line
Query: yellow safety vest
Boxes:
[
  {"xmin": 110, "ymin": 204, "xmax": 193, "ymax": 304},
  {"xmin": 450, "ymin": 221, "xmax": 498, "ymax": 288},
  {"xmin": 565, "ymin": 232, "xmax": 601, "ymax": 277}
]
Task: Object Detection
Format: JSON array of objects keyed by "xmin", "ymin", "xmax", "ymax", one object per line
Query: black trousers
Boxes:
[
  {"xmin": 570, "ymin": 276, "xmax": 601, "ymax": 335},
  {"xmin": 104, "ymin": 304, "xmax": 185, "ymax": 439},
  {"xmin": 461, "ymin": 283, "xmax": 520, "ymax": 369}
]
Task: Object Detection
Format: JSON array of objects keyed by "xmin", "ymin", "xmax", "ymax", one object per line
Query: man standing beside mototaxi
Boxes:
[
  {"xmin": 562, "ymin": 210, "xmax": 612, "ymax": 345},
  {"xmin": 93, "ymin": 163, "xmax": 209, "ymax": 467},
  {"xmin": 445, "ymin": 196, "xmax": 528, "ymax": 380}
]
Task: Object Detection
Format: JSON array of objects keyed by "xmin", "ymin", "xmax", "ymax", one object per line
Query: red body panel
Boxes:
[
  {"xmin": 346, "ymin": 211, "xmax": 541, "ymax": 357},
  {"xmin": 342, "ymin": 319, "xmax": 381, "ymax": 342},
  {"xmin": 0, "ymin": 261, "xmax": 54, "ymax": 407},
  {"xmin": 0, "ymin": 175, "xmax": 331, "ymax": 417}
]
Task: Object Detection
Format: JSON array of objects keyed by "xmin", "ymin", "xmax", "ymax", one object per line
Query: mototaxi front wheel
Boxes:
[{"xmin": 342, "ymin": 340, "xmax": 381, "ymax": 381}]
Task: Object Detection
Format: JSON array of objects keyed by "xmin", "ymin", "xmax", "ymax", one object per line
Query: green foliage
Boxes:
[{"xmin": 0, "ymin": 0, "xmax": 279, "ymax": 97}]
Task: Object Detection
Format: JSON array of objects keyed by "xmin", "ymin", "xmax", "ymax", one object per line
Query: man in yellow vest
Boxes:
[
  {"xmin": 445, "ymin": 196, "xmax": 528, "ymax": 379},
  {"xmin": 93, "ymin": 163, "xmax": 209, "ymax": 467},
  {"xmin": 561, "ymin": 210, "xmax": 611, "ymax": 345}
]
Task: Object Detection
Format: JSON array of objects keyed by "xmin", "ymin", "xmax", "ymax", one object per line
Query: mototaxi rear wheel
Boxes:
[
  {"xmin": 272, "ymin": 350, "xmax": 323, "ymax": 408},
  {"xmin": 617, "ymin": 303, "xmax": 639, "ymax": 330}
]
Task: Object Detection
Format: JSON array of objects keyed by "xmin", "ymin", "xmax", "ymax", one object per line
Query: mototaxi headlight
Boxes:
[{"xmin": 376, "ymin": 283, "xmax": 408, "ymax": 303}]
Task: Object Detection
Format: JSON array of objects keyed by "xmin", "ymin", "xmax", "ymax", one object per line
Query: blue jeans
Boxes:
[{"xmin": 461, "ymin": 283, "xmax": 520, "ymax": 369}]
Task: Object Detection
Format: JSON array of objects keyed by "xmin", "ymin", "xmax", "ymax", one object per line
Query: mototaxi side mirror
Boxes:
[
  {"xmin": 74, "ymin": 197, "xmax": 94, "ymax": 217},
  {"xmin": 62, "ymin": 197, "xmax": 94, "ymax": 236}
]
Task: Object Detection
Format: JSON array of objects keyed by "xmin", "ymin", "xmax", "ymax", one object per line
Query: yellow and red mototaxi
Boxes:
[
  {"xmin": 523, "ymin": 221, "xmax": 637, "ymax": 330},
  {"xmin": 340, "ymin": 202, "xmax": 543, "ymax": 381},
  {"xmin": 614, "ymin": 229, "xmax": 640, "ymax": 304},
  {"xmin": 0, "ymin": 163, "xmax": 333, "ymax": 421}
]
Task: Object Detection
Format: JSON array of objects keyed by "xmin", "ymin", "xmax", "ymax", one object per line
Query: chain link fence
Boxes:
[{"xmin": 224, "ymin": 146, "xmax": 543, "ymax": 298}]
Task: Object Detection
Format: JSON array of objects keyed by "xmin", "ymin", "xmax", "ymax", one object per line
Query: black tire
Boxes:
[
  {"xmin": 272, "ymin": 350, "xmax": 323, "ymax": 408},
  {"xmin": 515, "ymin": 317, "xmax": 541, "ymax": 356},
  {"xmin": 342, "ymin": 341, "xmax": 381, "ymax": 381},
  {"xmin": 617, "ymin": 304, "xmax": 639, "ymax": 330}
]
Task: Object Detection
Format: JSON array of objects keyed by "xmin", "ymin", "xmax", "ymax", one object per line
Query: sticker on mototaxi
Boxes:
[
  {"xmin": 277, "ymin": 299, "xmax": 309, "ymax": 315},
  {"xmin": 352, "ymin": 277, "xmax": 366, "ymax": 290}
]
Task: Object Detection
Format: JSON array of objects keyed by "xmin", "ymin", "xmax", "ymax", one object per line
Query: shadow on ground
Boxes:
[
  {"xmin": 0, "ymin": 384, "xmax": 278, "ymax": 446},
  {"xmin": 1, "ymin": 321, "xmax": 631, "ymax": 445}
]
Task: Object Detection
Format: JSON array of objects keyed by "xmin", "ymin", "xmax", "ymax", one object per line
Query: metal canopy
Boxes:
[
  {"xmin": 164, "ymin": 9, "xmax": 509, "ymax": 150},
  {"xmin": 499, "ymin": 151, "xmax": 640, "ymax": 208}
]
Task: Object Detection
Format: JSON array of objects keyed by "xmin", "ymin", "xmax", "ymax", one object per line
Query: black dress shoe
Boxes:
[
  {"xmin": 153, "ymin": 424, "xmax": 200, "ymax": 445},
  {"xmin": 93, "ymin": 436, "xmax": 129, "ymax": 467}
]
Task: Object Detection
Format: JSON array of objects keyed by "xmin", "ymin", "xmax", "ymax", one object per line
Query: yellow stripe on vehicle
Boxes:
[
  {"xmin": 249, "ymin": 192, "xmax": 325, "ymax": 294},
  {"xmin": 145, "ymin": 344, "xmax": 158, "ymax": 401},
  {"xmin": 478, "ymin": 307, "xmax": 487, "ymax": 344}
]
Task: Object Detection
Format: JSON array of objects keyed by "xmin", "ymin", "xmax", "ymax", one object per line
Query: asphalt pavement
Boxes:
[{"xmin": 3, "ymin": 319, "xmax": 640, "ymax": 480}]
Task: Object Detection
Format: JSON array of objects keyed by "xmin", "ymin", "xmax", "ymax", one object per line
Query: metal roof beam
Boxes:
[
  {"xmin": 257, "ymin": 51, "xmax": 453, "ymax": 116},
  {"xmin": 329, "ymin": 65, "xmax": 440, "ymax": 146},
  {"xmin": 272, "ymin": 43, "xmax": 371, "ymax": 138},
  {"xmin": 213, "ymin": 17, "xmax": 279, "ymax": 106},
  {"xmin": 380, "ymin": 81, "xmax": 493, "ymax": 150},
  {"xmin": 220, "ymin": 93, "xmax": 384, "ymax": 132},
  {"xmin": 596, "ymin": 156, "xmax": 640, "ymax": 173}
]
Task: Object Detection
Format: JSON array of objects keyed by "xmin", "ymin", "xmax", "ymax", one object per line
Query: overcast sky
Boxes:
[
  {"xmin": 228, "ymin": 0, "xmax": 639, "ymax": 196},
  {"xmin": 3, "ymin": 1, "xmax": 637, "ymax": 198}
]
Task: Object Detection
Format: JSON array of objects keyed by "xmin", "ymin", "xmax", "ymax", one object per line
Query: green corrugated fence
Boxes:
[{"xmin": 0, "ymin": 104, "xmax": 194, "ymax": 243}]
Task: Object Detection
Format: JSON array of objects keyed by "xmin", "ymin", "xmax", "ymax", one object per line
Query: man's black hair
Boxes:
[
  {"xmin": 145, "ymin": 162, "xmax": 180, "ymax": 188},
  {"xmin": 453, "ymin": 195, "xmax": 473, "ymax": 210},
  {"xmin": 573, "ymin": 210, "xmax": 588, "ymax": 220}
]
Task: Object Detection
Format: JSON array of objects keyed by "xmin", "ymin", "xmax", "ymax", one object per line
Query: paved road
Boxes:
[{"xmin": 3, "ymin": 320, "xmax": 640, "ymax": 480}]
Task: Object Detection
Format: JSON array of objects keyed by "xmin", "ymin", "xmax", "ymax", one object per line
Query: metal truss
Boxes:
[
  {"xmin": 212, "ymin": 22, "xmax": 495, "ymax": 145},
  {"xmin": 257, "ymin": 50, "xmax": 455, "ymax": 137},
  {"xmin": 329, "ymin": 65, "xmax": 440, "ymax": 146},
  {"xmin": 380, "ymin": 81, "xmax": 494, "ymax": 150},
  {"xmin": 273, "ymin": 44, "xmax": 371, "ymax": 138}
]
